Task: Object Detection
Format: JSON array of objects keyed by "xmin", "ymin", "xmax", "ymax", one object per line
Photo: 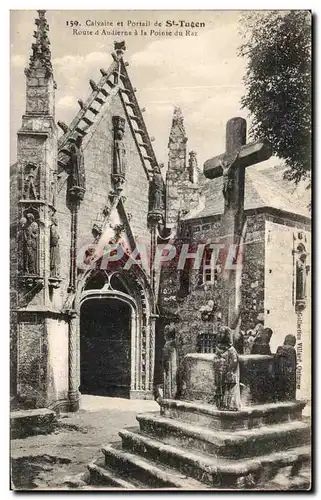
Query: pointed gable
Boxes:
[{"xmin": 57, "ymin": 42, "xmax": 160, "ymax": 182}]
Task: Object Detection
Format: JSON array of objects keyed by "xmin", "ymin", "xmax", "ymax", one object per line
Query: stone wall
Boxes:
[
  {"xmin": 159, "ymin": 213, "xmax": 266, "ymax": 360},
  {"xmin": 81, "ymin": 93, "xmax": 150, "ymax": 247},
  {"xmin": 55, "ymin": 93, "xmax": 152, "ymax": 299},
  {"xmin": 240, "ymin": 213, "xmax": 266, "ymax": 331},
  {"xmin": 264, "ymin": 214, "xmax": 311, "ymax": 401},
  {"xmin": 16, "ymin": 313, "xmax": 47, "ymax": 407},
  {"xmin": 46, "ymin": 317, "xmax": 69, "ymax": 406}
]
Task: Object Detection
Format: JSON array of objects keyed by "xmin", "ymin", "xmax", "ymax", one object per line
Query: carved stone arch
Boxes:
[{"xmin": 69, "ymin": 255, "xmax": 157, "ymax": 402}]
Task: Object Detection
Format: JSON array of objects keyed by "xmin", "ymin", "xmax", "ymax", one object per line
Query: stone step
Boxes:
[
  {"xmin": 136, "ymin": 412, "xmax": 310, "ymax": 459},
  {"xmin": 10, "ymin": 408, "xmax": 57, "ymax": 439},
  {"xmin": 119, "ymin": 427, "xmax": 311, "ymax": 489},
  {"xmin": 88, "ymin": 460, "xmax": 146, "ymax": 489},
  {"xmin": 101, "ymin": 443, "xmax": 210, "ymax": 489},
  {"xmin": 263, "ymin": 464, "xmax": 311, "ymax": 491},
  {"xmin": 160, "ymin": 399, "xmax": 306, "ymax": 431}
]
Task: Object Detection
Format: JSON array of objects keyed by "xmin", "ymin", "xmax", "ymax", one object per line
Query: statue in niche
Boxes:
[
  {"xmin": 50, "ymin": 215, "xmax": 60, "ymax": 278},
  {"xmin": 275, "ymin": 334, "xmax": 297, "ymax": 401},
  {"xmin": 21, "ymin": 213, "xmax": 39, "ymax": 274},
  {"xmin": 68, "ymin": 135, "xmax": 86, "ymax": 199},
  {"xmin": 295, "ymin": 243, "xmax": 309, "ymax": 307},
  {"xmin": 24, "ymin": 164, "xmax": 38, "ymax": 199},
  {"xmin": 112, "ymin": 116, "xmax": 126, "ymax": 179},
  {"xmin": 162, "ymin": 323, "xmax": 178, "ymax": 399},
  {"xmin": 150, "ymin": 169, "xmax": 164, "ymax": 213},
  {"xmin": 213, "ymin": 326, "xmax": 241, "ymax": 410}
]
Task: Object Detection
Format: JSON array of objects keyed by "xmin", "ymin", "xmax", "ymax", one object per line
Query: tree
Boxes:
[{"xmin": 238, "ymin": 11, "xmax": 311, "ymax": 185}]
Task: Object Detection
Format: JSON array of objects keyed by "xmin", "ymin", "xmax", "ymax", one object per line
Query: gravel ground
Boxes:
[{"xmin": 10, "ymin": 396, "xmax": 159, "ymax": 491}]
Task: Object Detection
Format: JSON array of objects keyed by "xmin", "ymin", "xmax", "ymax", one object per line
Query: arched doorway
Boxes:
[
  {"xmin": 80, "ymin": 296, "xmax": 132, "ymax": 398},
  {"xmin": 74, "ymin": 265, "xmax": 157, "ymax": 401}
]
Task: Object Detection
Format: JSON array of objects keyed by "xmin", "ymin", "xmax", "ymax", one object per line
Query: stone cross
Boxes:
[{"xmin": 204, "ymin": 117, "xmax": 272, "ymax": 327}]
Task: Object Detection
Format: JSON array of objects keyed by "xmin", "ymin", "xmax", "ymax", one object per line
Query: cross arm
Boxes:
[{"xmin": 203, "ymin": 138, "xmax": 272, "ymax": 179}]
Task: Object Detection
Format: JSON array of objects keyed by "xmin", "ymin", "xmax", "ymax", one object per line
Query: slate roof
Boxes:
[{"xmin": 184, "ymin": 166, "xmax": 311, "ymax": 221}]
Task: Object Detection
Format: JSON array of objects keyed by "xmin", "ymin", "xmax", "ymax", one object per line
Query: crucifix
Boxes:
[{"xmin": 203, "ymin": 117, "xmax": 272, "ymax": 327}]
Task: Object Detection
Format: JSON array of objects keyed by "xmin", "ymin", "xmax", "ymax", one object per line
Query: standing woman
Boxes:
[{"xmin": 214, "ymin": 326, "xmax": 241, "ymax": 410}]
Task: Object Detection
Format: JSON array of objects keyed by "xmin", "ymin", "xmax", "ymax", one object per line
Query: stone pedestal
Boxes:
[{"xmin": 180, "ymin": 353, "xmax": 277, "ymax": 406}]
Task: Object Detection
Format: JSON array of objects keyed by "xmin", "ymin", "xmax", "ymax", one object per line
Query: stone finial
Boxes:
[
  {"xmin": 112, "ymin": 40, "xmax": 126, "ymax": 61},
  {"xmin": 100, "ymin": 68, "xmax": 107, "ymax": 76},
  {"xmin": 172, "ymin": 106, "xmax": 186, "ymax": 131},
  {"xmin": 77, "ymin": 99, "xmax": 85, "ymax": 109},
  {"xmin": 89, "ymin": 79, "xmax": 99, "ymax": 91},
  {"xmin": 57, "ymin": 121, "xmax": 69, "ymax": 134},
  {"xmin": 26, "ymin": 10, "xmax": 53, "ymax": 77},
  {"xmin": 169, "ymin": 106, "xmax": 187, "ymax": 144}
]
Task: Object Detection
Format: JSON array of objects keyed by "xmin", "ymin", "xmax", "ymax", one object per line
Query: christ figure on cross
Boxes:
[{"xmin": 204, "ymin": 117, "xmax": 272, "ymax": 328}]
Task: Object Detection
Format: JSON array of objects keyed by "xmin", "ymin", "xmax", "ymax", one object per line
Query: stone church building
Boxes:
[{"xmin": 10, "ymin": 11, "xmax": 311, "ymax": 412}]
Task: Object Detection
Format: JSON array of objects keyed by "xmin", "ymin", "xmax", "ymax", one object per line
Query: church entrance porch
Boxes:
[
  {"xmin": 75, "ymin": 268, "xmax": 157, "ymax": 403},
  {"xmin": 80, "ymin": 298, "xmax": 131, "ymax": 398}
]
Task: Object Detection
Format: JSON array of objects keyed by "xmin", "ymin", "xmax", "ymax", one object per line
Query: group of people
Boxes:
[
  {"xmin": 159, "ymin": 319, "xmax": 297, "ymax": 411},
  {"xmin": 241, "ymin": 323, "xmax": 273, "ymax": 355},
  {"xmin": 214, "ymin": 322, "xmax": 297, "ymax": 410},
  {"xmin": 217, "ymin": 323, "xmax": 298, "ymax": 410}
]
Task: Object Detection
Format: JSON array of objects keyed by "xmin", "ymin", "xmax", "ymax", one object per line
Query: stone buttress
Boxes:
[{"xmin": 11, "ymin": 10, "xmax": 65, "ymax": 409}]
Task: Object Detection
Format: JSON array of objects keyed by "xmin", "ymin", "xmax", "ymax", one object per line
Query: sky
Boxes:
[{"xmin": 10, "ymin": 9, "xmax": 278, "ymax": 171}]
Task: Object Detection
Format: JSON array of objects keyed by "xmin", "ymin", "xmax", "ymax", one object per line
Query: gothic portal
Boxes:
[{"xmin": 80, "ymin": 298, "xmax": 132, "ymax": 398}]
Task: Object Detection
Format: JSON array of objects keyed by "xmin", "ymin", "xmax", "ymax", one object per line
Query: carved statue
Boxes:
[
  {"xmin": 275, "ymin": 334, "xmax": 297, "ymax": 401},
  {"xmin": 251, "ymin": 327, "xmax": 273, "ymax": 355},
  {"xmin": 188, "ymin": 151, "xmax": 198, "ymax": 183},
  {"xmin": 50, "ymin": 216, "xmax": 60, "ymax": 278},
  {"xmin": 162, "ymin": 323, "xmax": 178, "ymax": 399},
  {"xmin": 244, "ymin": 329, "xmax": 255, "ymax": 354},
  {"xmin": 219, "ymin": 150, "xmax": 239, "ymax": 208},
  {"xmin": 296, "ymin": 243, "xmax": 308, "ymax": 306},
  {"xmin": 24, "ymin": 164, "xmax": 38, "ymax": 199},
  {"xmin": 213, "ymin": 326, "xmax": 241, "ymax": 410},
  {"xmin": 150, "ymin": 170, "xmax": 164, "ymax": 213},
  {"xmin": 21, "ymin": 213, "xmax": 39, "ymax": 274},
  {"xmin": 112, "ymin": 116, "xmax": 126, "ymax": 178},
  {"xmin": 68, "ymin": 135, "xmax": 86, "ymax": 199}
]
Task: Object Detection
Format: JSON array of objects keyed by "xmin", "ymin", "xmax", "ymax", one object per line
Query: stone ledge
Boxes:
[
  {"xmin": 10, "ymin": 408, "xmax": 57, "ymax": 439},
  {"xmin": 119, "ymin": 427, "xmax": 311, "ymax": 488},
  {"xmin": 160, "ymin": 399, "xmax": 306, "ymax": 431},
  {"xmin": 136, "ymin": 412, "xmax": 310, "ymax": 459},
  {"xmin": 101, "ymin": 443, "xmax": 209, "ymax": 489},
  {"xmin": 88, "ymin": 461, "xmax": 142, "ymax": 489}
]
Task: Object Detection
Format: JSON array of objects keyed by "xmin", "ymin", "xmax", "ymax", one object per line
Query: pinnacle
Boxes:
[
  {"xmin": 25, "ymin": 10, "xmax": 53, "ymax": 77},
  {"xmin": 169, "ymin": 105, "xmax": 187, "ymax": 143}
]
